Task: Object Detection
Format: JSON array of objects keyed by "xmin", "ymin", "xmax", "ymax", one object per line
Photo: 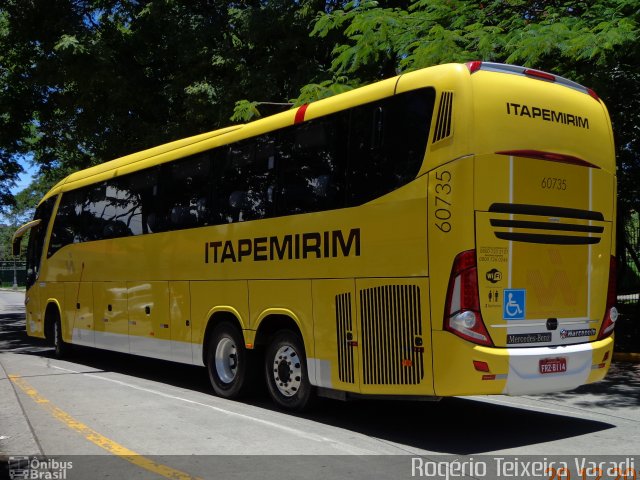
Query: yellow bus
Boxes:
[{"xmin": 13, "ymin": 62, "xmax": 617, "ymax": 411}]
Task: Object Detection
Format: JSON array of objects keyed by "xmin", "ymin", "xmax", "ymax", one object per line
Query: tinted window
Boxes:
[
  {"xmin": 216, "ymin": 137, "xmax": 276, "ymax": 223},
  {"xmin": 115, "ymin": 168, "xmax": 159, "ymax": 236},
  {"xmin": 25, "ymin": 196, "xmax": 56, "ymax": 287},
  {"xmin": 277, "ymin": 114, "xmax": 348, "ymax": 215},
  {"xmin": 153, "ymin": 155, "xmax": 212, "ymax": 231},
  {"xmin": 49, "ymin": 182, "xmax": 121, "ymax": 255},
  {"xmin": 347, "ymin": 88, "xmax": 435, "ymax": 205},
  {"xmin": 45, "ymin": 87, "xmax": 435, "ymax": 249},
  {"xmin": 47, "ymin": 188, "xmax": 86, "ymax": 256}
]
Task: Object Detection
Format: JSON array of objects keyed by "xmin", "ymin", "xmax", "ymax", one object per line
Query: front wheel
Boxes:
[
  {"xmin": 52, "ymin": 316, "xmax": 68, "ymax": 359},
  {"xmin": 206, "ymin": 322, "xmax": 248, "ymax": 399},
  {"xmin": 264, "ymin": 330, "xmax": 314, "ymax": 411}
]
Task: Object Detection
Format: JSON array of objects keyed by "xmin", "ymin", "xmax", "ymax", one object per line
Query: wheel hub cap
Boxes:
[
  {"xmin": 215, "ymin": 337, "xmax": 237, "ymax": 384},
  {"xmin": 272, "ymin": 345, "xmax": 302, "ymax": 397}
]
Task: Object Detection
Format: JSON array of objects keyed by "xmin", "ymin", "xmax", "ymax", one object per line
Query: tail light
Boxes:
[
  {"xmin": 444, "ymin": 250, "xmax": 493, "ymax": 346},
  {"xmin": 466, "ymin": 61, "xmax": 483, "ymax": 74},
  {"xmin": 523, "ymin": 68, "xmax": 555, "ymax": 82},
  {"xmin": 598, "ymin": 256, "xmax": 618, "ymax": 339}
]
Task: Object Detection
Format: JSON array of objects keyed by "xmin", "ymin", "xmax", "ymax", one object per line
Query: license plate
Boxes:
[{"xmin": 539, "ymin": 357, "xmax": 567, "ymax": 374}]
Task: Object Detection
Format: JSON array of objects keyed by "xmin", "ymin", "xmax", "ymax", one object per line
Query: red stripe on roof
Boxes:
[{"xmin": 294, "ymin": 104, "xmax": 309, "ymax": 124}]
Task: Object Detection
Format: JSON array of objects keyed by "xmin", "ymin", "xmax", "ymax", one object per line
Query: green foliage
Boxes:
[
  {"xmin": 0, "ymin": 0, "xmax": 338, "ymax": 208},
  {"xmin": 294, "ymin": 77, "xmax": 356, "ymax": 106},
  {"xmin": 231, "ymin": 100, "xmax": 262, "ymax": 123},
  {"xmin": 308, "ymin": 0, "xmax": 638, "ymax": 76}
]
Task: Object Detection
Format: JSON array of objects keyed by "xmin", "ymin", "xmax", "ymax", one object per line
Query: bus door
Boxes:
[
  {"xmin": 23, "ymin": 222, "xmax": 46, "ymax": 337},
  {"xmin": 14, "ymin": 197, "xmax": 57, "ymax": 338}
]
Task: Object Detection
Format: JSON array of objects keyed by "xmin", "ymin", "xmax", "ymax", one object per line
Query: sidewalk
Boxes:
[
  {"xmin": 613, "ymin": 299, "xmax": 639, "ymax": 362},
  {"xmin": 0, "ymin": 290, "xmax": 42, "ymax": 456}
]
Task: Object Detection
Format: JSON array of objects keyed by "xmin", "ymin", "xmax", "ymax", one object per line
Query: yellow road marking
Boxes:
[{"xmin": 9, "ymin": 374, "xmax": 200, "ymax": 480}]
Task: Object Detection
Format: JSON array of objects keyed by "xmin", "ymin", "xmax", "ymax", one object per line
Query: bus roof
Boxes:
[{"xmin": 40, "ymin": 62, "xmax": 613, "ymax": 203}]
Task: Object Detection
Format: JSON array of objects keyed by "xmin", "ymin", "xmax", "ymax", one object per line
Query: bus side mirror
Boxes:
[{"xmin": 12, "ymin": 238, "xmax": 21, "ymax": 257}]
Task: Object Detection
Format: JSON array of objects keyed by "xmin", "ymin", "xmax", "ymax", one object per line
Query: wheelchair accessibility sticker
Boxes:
[{"xmin": 503, "ymin": 289, "xmax": 526, "ymax": 320}]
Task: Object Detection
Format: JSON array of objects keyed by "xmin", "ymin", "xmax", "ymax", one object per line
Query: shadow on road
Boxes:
[
  {"xmin": 1, "ymin": 311, "xmax": 629, "ymax": 455},
  {"xmin": 0, "ymin": 312, "xmax": 51, "ymax": 356},
  {"xmin": 529, "ymin": 361, "xmax": 640, "ymax": 409}
]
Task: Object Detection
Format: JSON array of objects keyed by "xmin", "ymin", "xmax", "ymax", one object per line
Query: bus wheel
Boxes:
[
  {"xmin": 52, "ymin": 316, "xmax": 68, "ymax": 359},
  {"xmin": 207, "ymin": 322, "xmax": 247, "ymax": 399},
  {"xmin": 265, "ymin": 330, "xmax": 313, "ymax": 411}
]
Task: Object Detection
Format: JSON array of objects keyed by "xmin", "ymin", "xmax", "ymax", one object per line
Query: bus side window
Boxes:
[
  {"xmin": 347, "ymin": 88, "xmax": 435, "ymax": 205},
  {"xmin": 159, "ymin": 153, "xmax": 212, "ymax": 231},
  {"xmin": 48, "ymin": 191, "xmax": 81, "ymax": 256},
  {"xmin": 116, "ymin": 168, "xmax": 160, "ymax": 235},
  {"xmin": 217, "ymin": 137, "xmax": 275, "ymax": 223},
  {"xmin": 101, "ymin": 182, "xmax": 128, "ymax": 239},
  {"xmin": 82, "ymin": 182, "xmax": 127, "ymax": 241},
  {"xmin": 276, "ymin": 114, "xmax": 347, "ymax": 216}
]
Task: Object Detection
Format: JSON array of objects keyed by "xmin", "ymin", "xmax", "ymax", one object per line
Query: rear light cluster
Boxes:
[
  {"xmin": 444, "ymin": 250, "xmax": 493, "ymax": 346},
  {"xmin": 598, "ymin": 256, "xmax": 618, "ymax": 339}
]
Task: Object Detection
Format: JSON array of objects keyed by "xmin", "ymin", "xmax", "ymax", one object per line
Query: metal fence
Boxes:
[
  {"xmin": 0, "ymin": 260, "xmax": 26, "ymax": 287},
  {"xmin": 620, "ymin": 210, "xmax": 640, "ymax": 304}
]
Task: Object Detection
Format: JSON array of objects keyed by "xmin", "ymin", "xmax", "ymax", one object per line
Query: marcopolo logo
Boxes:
[
  {"xmin": 8, "ymin": 456, "xmax": 72, "ymax": 480},
  {"xmin": 560, "ymin": 328, "xmax": 597, "ymax": 339}
]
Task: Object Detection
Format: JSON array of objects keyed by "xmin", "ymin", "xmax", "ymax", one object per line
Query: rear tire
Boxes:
[
  {"xmin": 206, "ymin": 322, "xmax": 248, "ymax": 399},
  {"xmin": 264, "ymin": 330, "xmax": 314, "ymax": 411}
]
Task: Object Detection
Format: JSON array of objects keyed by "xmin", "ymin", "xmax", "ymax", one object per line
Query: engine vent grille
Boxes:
[
  {"xmin": 433, "ymin": 91, "xmax": 453, "ymax": 143},
  {"xmin": 360, "ymin": 285, "xmax": 424, "ymax": 385},
  {"xmin": 335, "ymin": 292, "xmax": 355, "ymax": 384}
]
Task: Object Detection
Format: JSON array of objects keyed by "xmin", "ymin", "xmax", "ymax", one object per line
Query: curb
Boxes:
[{"xmin": 613, "ymin": 352, "xmax": 640, "ymax": 363}]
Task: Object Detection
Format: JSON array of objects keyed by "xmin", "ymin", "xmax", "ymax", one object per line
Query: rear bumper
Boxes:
[{"xmin": 433, "ymin": 330, "xmax": 613, "ymax": 396}]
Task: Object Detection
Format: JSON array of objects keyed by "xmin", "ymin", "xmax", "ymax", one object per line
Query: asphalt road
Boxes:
[{"xmin": 1, "ymin": 289, "xmax": 639, "ymax": 479}]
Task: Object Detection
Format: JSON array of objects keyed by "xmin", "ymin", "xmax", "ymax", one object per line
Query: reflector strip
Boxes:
[
  {"xmin": 473, "ymin": 360, "xmax": 490, "ymax": 372},
  {"xmin": 496, "ymin": 150, "xmax": 599, "ymax": 168}
]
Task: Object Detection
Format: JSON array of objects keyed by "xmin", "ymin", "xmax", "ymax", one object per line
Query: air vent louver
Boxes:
[
  {"xmin": 336, "ymin": 292, "xmax": 355, "ymax": 384},
  {"xmin": 433, "ymin": 91, "xmax": 453, "ymax": 143},
  {"xmin": 360, "ymin": 285, "xmax": 424, "ymax": 385}
]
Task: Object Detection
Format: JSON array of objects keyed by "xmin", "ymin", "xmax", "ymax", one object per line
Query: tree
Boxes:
[{"xmin": 0, "ymin": 0, "xmax": 339, "ymax": 209}]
